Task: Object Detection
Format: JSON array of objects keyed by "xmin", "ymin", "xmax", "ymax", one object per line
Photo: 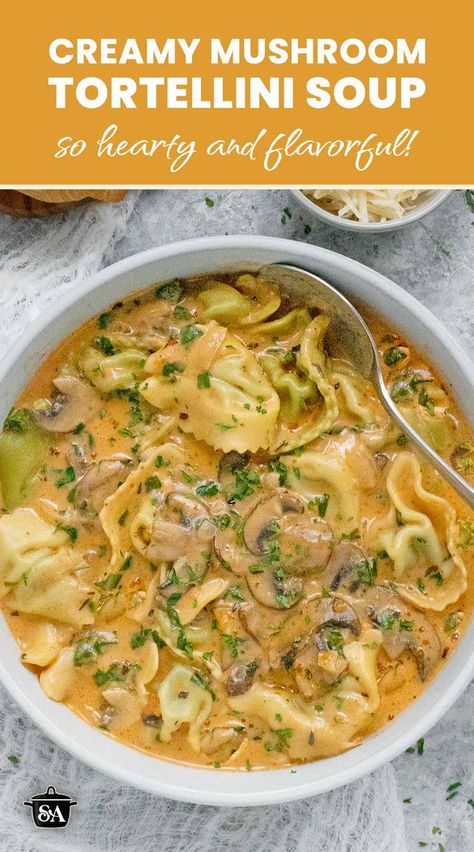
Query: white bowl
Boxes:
[
  {"xmin": 292, "ymin": 189, "xmax": 452, "ymax": 233},
  {"xmin": 0, "ymin": 235, "xmax": 473, "ymax": 806}
]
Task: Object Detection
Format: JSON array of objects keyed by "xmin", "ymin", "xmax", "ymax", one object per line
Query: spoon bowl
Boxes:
[{"xmin": 258, "ymin": 262, "xmax": 474, "ymax": 509}]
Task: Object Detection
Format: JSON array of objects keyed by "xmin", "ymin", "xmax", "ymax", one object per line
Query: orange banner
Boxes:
[{"xmin": 2, "ymin": 0, "xmax": 472, "ymax": 186}]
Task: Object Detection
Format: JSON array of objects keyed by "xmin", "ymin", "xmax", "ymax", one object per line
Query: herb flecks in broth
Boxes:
[{"xmin": 0, "ymin": 272, "xmax": 473, "ymax": 771}]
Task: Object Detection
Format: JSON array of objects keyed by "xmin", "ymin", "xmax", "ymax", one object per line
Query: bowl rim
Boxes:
[
  {"xmin": 0, "ymin": 233, "xmax": 473, "ymax": 807},
  {"xmin": 291, "ymin": 189, "xmax": 452, "ymax": 233}
]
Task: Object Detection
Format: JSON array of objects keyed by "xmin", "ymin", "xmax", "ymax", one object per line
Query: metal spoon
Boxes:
[{"xmin": 258, "ymin": 262, "xmax": 474, "ymax": 509}]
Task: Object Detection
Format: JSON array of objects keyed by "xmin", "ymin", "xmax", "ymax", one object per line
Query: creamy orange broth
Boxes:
[{"xmin": 0, "ymin": 273, "xmax": 473, "ymax": 771}]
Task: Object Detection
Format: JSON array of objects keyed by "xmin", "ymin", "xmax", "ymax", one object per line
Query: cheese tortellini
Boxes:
[
  {"xmin": 0, "ymin": 509, "xmax": 93, "ymax": 626},
  {"xmin": 373, "ymin": 452, "xmax": 467, "ymax": 610},
  {"xmin": 139, "ymin": 322, "xmax": 280, "ymax": 453}
]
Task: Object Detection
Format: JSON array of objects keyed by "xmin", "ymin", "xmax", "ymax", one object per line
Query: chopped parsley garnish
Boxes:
[
  {"xmin": 118, "ymin": 509, "xmax": 129, "ymax": 526},
  {"xmin": 173, "ymin": 305, "xmax": 191, "ymax": 321},
  {"xmin": 7, "ymin": 755, "xmax": 20, "ymax": 765},
  {"xmin": 145, "ymin": 476, "xmax": 162, "ymax": 492},
  {"xmin": 197, "ymin": 371, "xmax": 211, "ymax": 389},
  {"xmin": 190, "ymin": 670, "xmax": 216, "ymax": 699},
  {"xmin": 176, "ymin": 630, "xmax": 194, "ymax": 659},
  {"xmin": 97, "ymin": 311, "xmax": 113, "ymax": 329},
  {"xmin": 418, "ymin": 387, "xmax": 435, "ymax": 415},
  {"xmin": 155, "ymin": 280, "xmax": 184, "ymax": 302},
  {"xmin": 130, "ymin": 625, "xmax": 165, "ymax": 650},
  {"xmin": 340, "ymin": 528, "xmax": 360, "ymax": 541},
  {"xmin": 268, "ymin": 460, "xmax": 288, "ymax": 487},
  {"xmin": 464, "ymin": 189, "xmax": 474, "ymax": 213},
  {"xmin": 205, "ymin": 196, "xmax": 215, "ymax": 208},
  {"xmin": 383, "ymin": 347, "xmax": 407, "ymax": 367},
  {"xmin": 95, "ymin": 336, "xmax": 115, "ymax": 356},
  {"xmin": 96, "ymin": 573, "xmax": 122, "ymax": 591},
  {"xmin": 376, "ymin": 609, "xmax": 399, "ymax": 631},
  {"xmin": 162, "ymin": 361, "xmax": 185, "ymax": 379},
  {"xmin": 221, "ymin": 633, "xmax": 244, "ymax": 658},
  {"xmin": 55, "ymin": 466, "xmax": 76, "ymax": 488},
  {"xmin": 356, "ymin": 557, "xmax": 377, "ymax": 587},
  {"xmin": 4, "ymin": 407, "xmax": 31, "ymax": 433},
  {"xmin": 93, "ymin": 662, "xmax": 132, "ymax": 687},
  {"xmin": 229, "ymin": 468, "xmax": 261, "ymax": 501},
  {"xmin": 325, "ymin": 629, "xmax": 344, "ymax": 655},
  {"xmin": 155, "ymin": 454, "xmax": 170, "ymax": 469},
  {"xmin": 228, "ymin": 585, "xmax": 245, "ymax": 602},
  {"xmin": 57, "ymin": 523, "xmax": 78, "ymax": 542},
  {"xmin": 443, "ymin": 611, "xmax": 462, "ymax": 634},
  {"xmin": 196, "ymin": 480, "xmax": 218, "ymax": 497},
  {"xmin": 458, "ymin": 520, "xmax": 474, "ymax": 549},
  {"xmin": 120, "ymin": 555, "xmax": 133, "ymax": 571},
  {"xmin": 180, "ymin": 325, "xmax": 203, "ymax": 348},
  {"xmin": 308, "ymin": 493, "xmax": 330, "ymax": 518},
  {"xmin": 73, "ymin": 631, "xmax": 117, "ymax": 666}
]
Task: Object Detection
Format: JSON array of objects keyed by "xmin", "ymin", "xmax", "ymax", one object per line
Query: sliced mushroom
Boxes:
[
  {"xmin": 101, "ymin": 686, "xmax": 142, "ymax": 731},
  {"xmin": 314, "ymin": 596, "xmax": 361, "ymax": 637},
  {"xmin": 200, "ymin": 718, "xmax": 246, "ymax": 760},
  {"xmin": 226, "ymin": 661, "xmax": 258, "ymax": 695},
  {"xmin": 321, "ymin": 541, "xmax": 366, "ymax": 591},
  {"xmin": 142, "ymin": 713, "xmax": 162, "ymax": 729},
  {"xmin": 33, "ymin": 376, "xmax": 101, "ymax": 433},
  {"xmin": 76, "ymin": 456, "xmax": 134, "ymax": 517},
  {"xmin": 243, "ymin": 492, "xmax": 332, "ymax": 574},
  {"xmin": 362, "ymin": 585, "xmax": 442, "ymax": 680},
  {"xmin": 247, "ymin": 566, "xmax": 303, "ymax": 610},
  {"xmin": 147, "ymin": 492, "xmax": 215, "ymax": 564},
  {"xmin": 316, "ymin": 650, "xmax": 349, "ymax": 679},
  {"xmin": 110, "ymin": 301, "xmax": 175, "ymax": 349},
  {"xmin": 218, "ymin": 451, "xmax": 250, "ymax": 494}
]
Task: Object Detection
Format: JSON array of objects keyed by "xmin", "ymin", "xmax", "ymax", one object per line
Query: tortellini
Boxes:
[
  {"xmin": 229, "ymin": 629, "xmax": 381, "ymax": 759},
  {"xmin": 157, "ymin": 663, "xmax": 213, "ymax": 751},
  {"xmin": 100, "ymin": 443, "xmax": 187, "ymax": 570},
  {"xmin": 195, "ymin": 275, "xmax": 281, "ymax": 326},
  {"xmin": 263, "ymin": 315, "xmax": 339, "ymax": 454},
  {"xmin": 139, "ymin": 322, "xmax": 280, "ymax": 453},
  {"xmin": 332, "ymin": 360, "xmax": 394, "ymax": 447},
  {"xmin": 0, "ymin": 509, "xmax": 94, "ymax": 626},
  {"xmin": 373, "ymin": 452, "xmax": 467, "ymax": 610},
  {"xmin": 80, "ymin": 347, "xmax": 146, "ymax": 393},
  {"xmin": 283, "ymin": 448, "xmax": 360, "ymax": 526}
]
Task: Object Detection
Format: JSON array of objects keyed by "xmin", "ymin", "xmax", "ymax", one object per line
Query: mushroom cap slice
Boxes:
[
  {"xmin": 314, "ymin": 596, "xmax": 361, "ymax": 637},
  {"xmin": 225, "ymin": 661, "xmax": 258, "ymax": 696},
  {"xmin": 361, "ymin": 585, "xmax": 442, "ymax": 680},
  {"xmin": 76, "ymin": 456, "xmax": 134, "ymax": 517},
  {"xmin": 33, "ymin": 376, "xmax": 101, "ymax": 433},
  {"xmin": 147, "ymin": 493, "xmax": 215, "ymax": 564},
  {"xmin": 243, "ymin": 491, "xmax": 332, "ymax": 575},
  {"xmin": 321, "ymin": 541, "xmax": 366, "ymax": 591}
]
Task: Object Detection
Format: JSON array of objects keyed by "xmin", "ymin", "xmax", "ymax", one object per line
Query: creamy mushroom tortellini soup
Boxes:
[{"xmin": 1, "ymin": 272, "xmax": 473, "ymax": 771}]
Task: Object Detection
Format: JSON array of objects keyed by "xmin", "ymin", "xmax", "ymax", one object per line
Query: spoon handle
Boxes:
[{"xmin": 373, "ymin": 364, "xmax": 474, "ymax": 509}]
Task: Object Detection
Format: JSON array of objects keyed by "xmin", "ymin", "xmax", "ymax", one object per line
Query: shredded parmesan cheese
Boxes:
[{"xmin": 303, "ymin": 189, "xmax": 429, "ymax": 223}]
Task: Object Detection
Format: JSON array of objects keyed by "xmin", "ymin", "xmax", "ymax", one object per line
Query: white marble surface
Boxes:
[{"xmin": 0, "ymin": 189, "xmax": 473, "ymax": 852}]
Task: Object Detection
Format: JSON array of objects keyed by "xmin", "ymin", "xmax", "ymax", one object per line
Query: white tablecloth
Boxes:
[{"xmin": 0, "ymin": 189, "xmax": 473, "ymax": 851}]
